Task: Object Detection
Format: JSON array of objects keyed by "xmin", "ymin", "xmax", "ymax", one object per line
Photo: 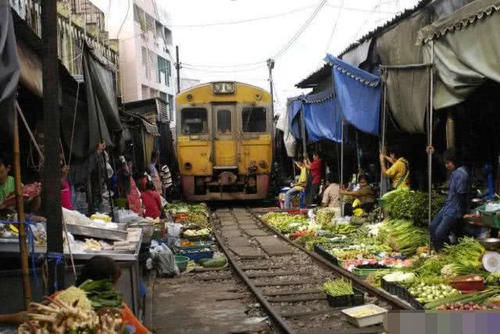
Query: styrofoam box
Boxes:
[{"xmin": 342, "ymin": 304, "xmax": 388, "ymax": 328}]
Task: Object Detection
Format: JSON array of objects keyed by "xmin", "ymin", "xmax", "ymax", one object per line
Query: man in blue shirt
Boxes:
[{"xmin": 430, "ymin": 150, "xmax": 469, "ymax": 251}]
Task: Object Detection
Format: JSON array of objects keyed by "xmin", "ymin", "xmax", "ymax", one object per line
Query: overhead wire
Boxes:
[
  {"xmin": 274, "ymin": 0, "xmax": 328, "ymax": 59},
  {"xmin": 117, "ymin": 0, "xmax": 131, "ymax": 40},
  {"xmin": 324, "ymin": 0, "xmax": 344, "ymax": 54}
]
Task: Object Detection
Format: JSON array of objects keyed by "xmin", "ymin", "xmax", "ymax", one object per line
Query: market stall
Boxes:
[
  {"xmin": 0, "ymin": 209, "xmax": 148, "ymax": 316},
  {"xmin": 259, "ymin": 199, "xmax": 500, "ymax": 311}
]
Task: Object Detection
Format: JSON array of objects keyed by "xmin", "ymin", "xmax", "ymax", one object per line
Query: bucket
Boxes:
[{"xmin": 175, "ymin": 255, "xmax": 189, "ymax": 272}]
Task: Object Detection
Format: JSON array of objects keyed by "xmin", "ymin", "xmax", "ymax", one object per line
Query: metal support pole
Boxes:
[
  {"xmin": 13, "ymin": 106, "xmax": 32, "ymax": 308},
  {"xmin": 267, "ymin": 59, "xmax": 275, "ymax": 119},
  {"xmin": 175, "ymin": 46, "xmax": 181, "ymax": 94},
  {"xmin": 380, "ymin": 74, "xmax": 388, "ymax": 195},
  {"xmin": 340, "ymin": 119, "xmax": 345, "ymax": 216},
  {"xmin": 42, "ymin": 0, "xmax": 64, "ymax": 293},
  {"xmin": 428, "ymin": 42, "xmax": 435, "ymax": 253},
  {"xmin": 446, "ymin": 111, "xmax": 455, "ymax": 150},
  {"xmin": 299, "ymin": 106, "xmax": 307, "ymax": 158}
]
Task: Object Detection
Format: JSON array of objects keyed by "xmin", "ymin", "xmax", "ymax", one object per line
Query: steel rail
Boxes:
[
  {"xmin": 213, "ymin": 230, "xmax": 296, "ymax": 334},
  {"xmin": 247, "ymin": 208, "xmax": 414, "ymax": 311}
]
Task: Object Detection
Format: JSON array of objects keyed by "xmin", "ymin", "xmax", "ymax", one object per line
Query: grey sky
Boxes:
[{"xmin": 92, "ymin": 0, "xmax": 421, "ymax": 114}]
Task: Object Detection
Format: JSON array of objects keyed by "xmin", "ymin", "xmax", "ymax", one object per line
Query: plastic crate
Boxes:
[
  {"xmin": 314, "ymin": 244, "xmax": 339, "ymax": 265},
  {"xmin": 326, "ymin": 288, "xmax": 365, "ymax": 307},
  {"xmin": 478, "ymin": 203, "xmax": 500, "ymax": 229},
  {"xmin": 352, "ymin": 266, "xmax": 391, "ymax": 278},
  {"xmin": 381, "ymin": 278, "xmax": 407, "ymax": 298},
  {"xmin": 178, "ymin": 249, "xmax": 214, "ymax": 262}
]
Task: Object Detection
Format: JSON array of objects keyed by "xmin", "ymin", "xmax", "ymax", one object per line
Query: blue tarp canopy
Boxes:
[
  {"xmin": 326, "ymin": 54, "xmax": 381, "ymax": 136},
  {"xmin": 289, "ymin": 88, "xmax": 343, "ymax": 143}
]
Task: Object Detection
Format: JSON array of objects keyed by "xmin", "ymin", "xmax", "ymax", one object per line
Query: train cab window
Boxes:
[
  {"xmin": 217, "ymin": 110, "xmax": 232, "ymax": 134},
  {"xmin": 181, "ymin": 108, "xmax": 207, "ymax": 135},
  {"xmin": 242, "ymin": 107, "xmax": 266, "ymax": 132}
]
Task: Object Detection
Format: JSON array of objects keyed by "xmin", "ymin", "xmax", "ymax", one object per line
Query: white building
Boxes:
[{"xmin": 104, "ymin": 0, "xmax": 177, "ymax": 124}]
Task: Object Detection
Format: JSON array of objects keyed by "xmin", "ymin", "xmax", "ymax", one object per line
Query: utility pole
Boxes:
[
  {"xmin": 267, "ymin": 58, "xmax": 275, "ymax": 118},
  {"xmin": 175, "ymin": 46, "xmax": 181, "ymax": 94},
  {"xmin": 42, "ymin": 0, "xmax": 64, "ymax": 293}
]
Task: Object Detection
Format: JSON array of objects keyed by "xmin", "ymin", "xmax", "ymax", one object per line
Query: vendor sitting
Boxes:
[
  {"xmin": 340, "ymin": 175, "xmax": 376, "ymax": 216},
  {"xmin": 430, "ymin": 149, "xmax": 469, "ymax": 251},
  {"xmin": 284, "ymin": 160, "xmax": 308, "ymax": 209},
  {"xmin": 321, "ymin": 173, "xmax": 340, "ymax": 208},
  {"xmin": 0, "ymin": 156, "xmax": 41, "ymax": 214}
]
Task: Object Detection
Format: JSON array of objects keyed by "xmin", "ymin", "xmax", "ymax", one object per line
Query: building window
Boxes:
[
  {"xmin": 242, "ymin": 107, "xmax": 266, "ymax": 132},
  {"xmin": 157, "ymin": 56, "xmax": 168, "ymax": 86},
  {"xmin": 166, "ymin": 60, "xmax": 171, "ymax": 86},
  {"xmin": 149, "ymin": 50, "xmax": 157, "ymax": 82},
  {"xmin": 141, "ymin": 85, "xmax": 149, "ymax": 99},
  {"xmin": 142, "ymin": 47, "xmax": 149, "ymax": 79},
  {"xmin": 181, "ymin": 108, "xmax": 207, "ymax": 135}
]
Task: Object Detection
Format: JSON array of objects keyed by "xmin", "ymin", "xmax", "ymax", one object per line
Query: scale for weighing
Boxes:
[{"xmin": 479, "ymin": 238, "xmax": 500, "ymax": 272}]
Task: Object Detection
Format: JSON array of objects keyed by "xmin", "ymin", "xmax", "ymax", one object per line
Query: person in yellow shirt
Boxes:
[
  {"xmin": 380, "ymin": 146, "xmax": 410, "ymax": 190},
  {"xmin": 284, "ymin": 160, "xmax": 307, "ymax": 209}
]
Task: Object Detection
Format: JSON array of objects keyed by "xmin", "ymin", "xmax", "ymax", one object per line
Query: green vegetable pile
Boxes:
[
  {"xmin": 165, "ymin": 202, "xmax": 208, "ymax": 215},
  {"xmin": 408, "ymin": 282, "xmax": 460, "ymax": 304},
  {"xmin": 382, "ymin": 189, "xmax": 444, "ymax": 227},
  {"xmin": 442, "ymin": 237, "xmax": 485, "ymax": 276},
  {"xmin": 323, "ymin": 223, "xmax": 357, "ymax": 235},
  {"xmin": 323, "ymin": 278, "xmax": 353, "ymax": 296},
  {"xmin": 424, "ymin": 287, "xmax": 500, "ymax": 310},
  {"xmin": 376, "ymin": 220, "xmax": 428, "ymax": 256},
  {"xmin": 79, "ymin": 280, "xmax": 123, "ymax": 309},
  {"xmin": 261, "ymin": 212, "xmax": 309, "ymax": 233},
  {"xmin": 316, "ymin": 208, "xmax": 336, "ymax": 226}
]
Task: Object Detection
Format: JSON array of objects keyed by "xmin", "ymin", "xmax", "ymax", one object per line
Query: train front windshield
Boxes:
[{"xmin": 182, "ymin": 108, "xmax": 207, "ymax": 135}]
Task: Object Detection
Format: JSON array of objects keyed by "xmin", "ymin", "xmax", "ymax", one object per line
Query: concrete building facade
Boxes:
[{"xmin": 106, "ymin": 0, "xmax": 177, "ymax": 124}]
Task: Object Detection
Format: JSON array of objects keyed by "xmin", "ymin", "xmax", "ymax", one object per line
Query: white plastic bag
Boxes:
[
  {"xmin": 167, "ymin": 222, "xmax": 182, "ymax": 238},
  {"xmin": 150, "ymin": 243, "xmax": 179, "ymax": 277}
]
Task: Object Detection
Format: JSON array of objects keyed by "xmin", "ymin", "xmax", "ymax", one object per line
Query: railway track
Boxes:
[{"xmin": 212, "ymin": 207, "xmax": 413, "ymax": 334}]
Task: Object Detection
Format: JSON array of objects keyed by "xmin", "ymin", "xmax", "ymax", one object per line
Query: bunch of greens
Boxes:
[
  {"xmin": 412, "ymin": 256, "xmax": 448, "ymax": 278},
  {"xmin": 442, "ymin": 237, "xmax": 485, "ymax": 275},
  {"xmin": 79, "ymin": 280, "xmax": 123, "ymax": 309},
  {"xmin": 261, "ymin": 213, "xmax": 309, "ymax": 233},
  {"xmin": 316, "ymin": 208, "xmax": 336, "ymax": 226},
  {"xmin": 323, "ymin": 223, "xmax": 357, "ymax": 235},
  {"xmin": 376, "ymin": 220, "xmax": 428, "ymax": 256},
  {"xmin": 165, "ymin": 202, "xmax": 208, "ymax": 215},
  {"xmin": 323, "ymin": 278, "xmax": 353, "ymax": 296},
  {"xmin": 383, "ymin": 189, "xmax": 444, "ymax": 227}
]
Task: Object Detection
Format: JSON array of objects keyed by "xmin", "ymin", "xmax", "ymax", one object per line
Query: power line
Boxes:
[
  {"xmin": 274, "ymin": 0, "xmax": 328, "ymax": 59},
  {"xmin": 166, "ymin": 5, "xmax": 317, "ymax": 28},
  {"xmin": 324, "ymin": 0, "xmax": 344, "ymax": 54},
  {"xmin": 117, "ymin": 0, "xmax": 131, "ymax": 40}
]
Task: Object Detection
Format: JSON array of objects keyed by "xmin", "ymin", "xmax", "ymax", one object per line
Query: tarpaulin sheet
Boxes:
[
  {"xmin": 277, "ymin": 103, "xmax": 296, "ymax": 158},
  {"xmin": 326, "ymin": 55, "xmax": 381, "ymax": 136},
  {"xmin": 375, "ymin": 9, "xmax": 432, "ymax": 133},
  {"xmin": 0, "ymin": 2, "xmax": 20, "ymax": 141},
  {"xmin": 419, "ymin": 0, "xmax": 500, "ymax": 109},
  {"xmin": 288, "ymin": 97, "xmax": 303, "ymax": 140},
  {"xmin": 302, "ymin": 88, "xmax": 342, "ymax": 143},
  {"xmin": 83, "ymin": 44, "xmax": 122, "ymax": 153}
]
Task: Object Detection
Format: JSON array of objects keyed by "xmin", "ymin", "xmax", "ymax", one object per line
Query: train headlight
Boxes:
[
  {"xmin": 184, "ymin": 162, "xmax": 192, "ymax": 170},
  {"xmin": 258, "ymin": 160, "xmax": 268, "ymax": 169}
]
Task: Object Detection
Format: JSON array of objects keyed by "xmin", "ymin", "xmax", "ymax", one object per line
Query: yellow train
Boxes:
[{"xmin": 175, "ymin": 81, "xmax": 273, "ymax": 201}]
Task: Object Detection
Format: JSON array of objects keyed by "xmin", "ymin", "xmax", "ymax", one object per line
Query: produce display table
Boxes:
[{"xmin": 0, "ymin": 230, "xmax": 143, "ymax": 317}]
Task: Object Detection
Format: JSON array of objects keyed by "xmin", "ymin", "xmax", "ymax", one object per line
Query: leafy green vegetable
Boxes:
[
  {"xmin": 383, "ymin": 189, "xmax": 444, "ymax": 227},
  {"xmin": 79, "ymin": 279, "xmax": 123, "ymax": 310},
  {"xmin": 442, "ymin": 237, "xmax": 485, "ymax": 275},
  {"xmin": 323, "ymin": 278, "xmax": 353, "ymax": 296},
  {"xmin": 261, "ymin": 213, "xmax": 309, "ymax": 233},
  {"xmin": 376, "ymin": 220, "xmax": 428, "ymax": 256}
]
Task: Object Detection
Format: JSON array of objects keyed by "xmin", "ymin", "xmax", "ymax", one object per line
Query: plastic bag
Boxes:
[
  {"xmin": 150, "ymin": 242, "xmax": 179, "ymax": 277},
  {"xmin": 167, "ymin": 222, "xmax": 182, "ymax": 238}
]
